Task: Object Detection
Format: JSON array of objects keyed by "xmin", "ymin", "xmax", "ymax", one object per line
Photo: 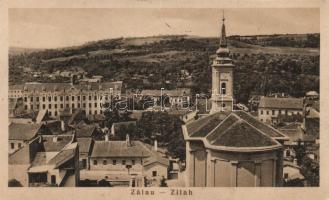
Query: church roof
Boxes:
[{"xmin": 183, "ymin": 110, "xmax": 288, "ymax": 152}]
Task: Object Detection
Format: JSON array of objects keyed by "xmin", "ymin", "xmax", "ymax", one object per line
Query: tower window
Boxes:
[{"xmin": 221, "ymin": 82, "xmax": 226, "ymax": 95}]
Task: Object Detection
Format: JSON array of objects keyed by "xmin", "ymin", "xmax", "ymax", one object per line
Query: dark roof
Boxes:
[
  {"xmin": 41, "ymin": 135, "xmax": 74, "ymax": 152},
  {"xmin": 91, "ymin": 141, "xmax": 151, "ymax": 158},
  {"xmin": 259, "ymin": 97, "xmax": 304, "ymax": 110},
  {"xmin": 278, "ymin": 123, "xmax": 308, "ymax": 144},
  {"xmin": 68, "ymin": 109, "xmax": 87, "ymax": 125},
  {"xmin": 77, "ymin": 138, "xmax": 93, "ymax": 153},
  {"xmin": 184, "ymin": 110, "xmax": 287, "ymax": 149},
  {"xmin": 9, "ymin": 81, "xmax": 122, "ymax": 93},
  {"xmin": 305, "ymin": 118, "xmax": 319, "ymax": 139},
  {"xmin": 41, "ymin": 121, "xmax": 63, "ymax": 135},
  {"xmin": 187, "ymin": 112, "xmax": 230, "ymax": 137},
  {"xmin": 9, "ymin": 123, "xmax": 42, "ymax": 140},
  {"xmin": 75, "ymin": 124, "xmax": 96, "ymax": 138},
  {"xmin": 48, "ymin": 147, "xmax": 76, "ymax": 168},
  {"xmin": 112, "ymin": 121, "xmax": 137, "ymax": 131},
  {"xmin": 141, "ymin": 88, "xmax": 191, "ymax": 97}
]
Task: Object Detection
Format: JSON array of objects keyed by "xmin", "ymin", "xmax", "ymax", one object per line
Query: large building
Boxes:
[
  {"xmin": 182, "ymin": 15, "xmax": 288, "ymax": 187},
  {"xmin": 9, "ymin": 81, "xmax": 122, "ymax": 118},
  {"xmin": 258, "ymin": 96, "xmax": 304, "ymax": 124}
]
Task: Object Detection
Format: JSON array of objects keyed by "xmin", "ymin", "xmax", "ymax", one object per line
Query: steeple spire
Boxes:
[{"xmin": 219, "ymin": 11, "xmax": 227, "ymax": 47}]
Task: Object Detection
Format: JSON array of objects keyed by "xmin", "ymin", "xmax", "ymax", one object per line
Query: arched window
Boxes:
[{"xmin": 221, "ymin": 82, "xmax": 226, "ymax": 95}]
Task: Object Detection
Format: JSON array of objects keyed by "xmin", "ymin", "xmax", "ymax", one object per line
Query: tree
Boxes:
[{"xmin": 159, "ymin": 176, "xmax": 168, "ymax": 187}]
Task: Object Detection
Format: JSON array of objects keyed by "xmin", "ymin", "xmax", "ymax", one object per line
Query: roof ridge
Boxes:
[
  {"xmin": 205, "ymin": 112, "xmax": 238, "ymax": 140},
  {"xmin": 208, "ymin": 117, "xmax": 243, "ymax": 145},
  {"xmin": 233, "ymin": 112, "xmax": 280, "ymax": 144}
]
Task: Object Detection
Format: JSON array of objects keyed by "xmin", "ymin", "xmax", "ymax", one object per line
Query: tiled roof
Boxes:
[
  {"xmin": 187, "ymin": 112, "xmax": 230, "ymax": 137},
  {"xmin": 41, "ymin": 135, "xmax": 74, "ymax": 152},
  {"xmin": 75, "ymin": 124, "xmax": 96, "ymax": 138},
  {"xmin": 77, "ymin": 138, "xmax": 93, "ymax": 153},
  {"xmin": 91, "ymin": 141, "xmax": 151, "ymax": 158},
  {"xmin": 9, "ymin": 81, "xmax": 122, "ymax": 93},
  {"xmin": 259, "ymin": 97, "xmax": 304, "ymax": 110},
  {"xmin": 141, "ymin": 88, "xmax": 191, "ymax": 97},
  {"xmin": 9, "ymin": 123, "xmax": 42, "ymax": 141},
  {"xmin": 184, "ymin": 110, "xmax": 287, "ymax": 149}
]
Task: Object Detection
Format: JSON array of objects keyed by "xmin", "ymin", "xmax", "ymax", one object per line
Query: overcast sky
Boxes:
[{"xmin": 9, "ymin": 8, "xmax": 319, "ymax": 49}]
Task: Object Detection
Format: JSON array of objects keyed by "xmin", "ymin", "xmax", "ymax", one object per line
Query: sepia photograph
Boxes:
[{"xmin": 7, "ymin": 7, "xmax": 320, "ymax": 189}]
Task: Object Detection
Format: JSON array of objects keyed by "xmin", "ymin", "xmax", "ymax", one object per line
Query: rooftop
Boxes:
[
  {"xmin": 140, "ymin": 88, "xmax": 191, "ymax": 97},
  {"xmin": 9, "ymin": 123, "xmax": 42, "ymax": 141},
  {"xmin": 259, "ymin": 96, "xmax": 304, "ymax": 110}
]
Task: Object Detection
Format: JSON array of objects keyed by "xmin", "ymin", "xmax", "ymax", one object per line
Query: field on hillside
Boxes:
[{"xmin": 9, "ymin": 34, "xmax": 320, "ymax": 103}]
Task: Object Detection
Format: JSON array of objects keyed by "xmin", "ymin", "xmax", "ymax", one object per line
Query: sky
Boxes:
[{"xmin": 9, "ymin": 8, "xmax": 319, "ymax": 49}]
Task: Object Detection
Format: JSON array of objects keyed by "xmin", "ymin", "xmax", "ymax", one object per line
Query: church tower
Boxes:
[{"xmin": 210, "ymin": 13, "xmax": 234, "ymax": 113}]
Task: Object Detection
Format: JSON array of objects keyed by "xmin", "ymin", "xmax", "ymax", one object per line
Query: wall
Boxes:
[
  {"xmin": 90, "ymin": 157, "xmax": 143, "ymax": 174},
  {"xmin": 144, "ymin": 163, "xmax": 168, "ymax": 179},
  {"xmin": 258, "ymin": 108, "xmax": 303, "ymax": 124}
]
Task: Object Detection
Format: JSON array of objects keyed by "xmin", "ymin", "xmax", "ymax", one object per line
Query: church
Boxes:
[{"xmin": 182, "ymin": 15, "xmax": 289, "ymax": 187}]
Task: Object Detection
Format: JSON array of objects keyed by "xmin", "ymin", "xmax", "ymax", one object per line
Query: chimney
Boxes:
[
  {"xmin": 154, "ymin": 140, "xmax": 158, "ymax": 152},
  {"xmin": 53, "ymin": 136, "xmax": 58, "ymax": 143},
  {"xmin": 126, "ymin": 134, "xmax": 130, "ymax": 146},
  {"xmin": 61, "ymin": 120, "xmax": 65, "ymax": 132}
]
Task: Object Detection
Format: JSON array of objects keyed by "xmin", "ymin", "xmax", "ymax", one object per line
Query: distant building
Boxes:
[
  {"xmin": 139, "ymin": 88, "xmax": 191, "ymax": 108},
  {"xmin": 258, "ymin": 96, "xmax": 304, "ymax": 124},
  {"xmin": 9, "ymin": 135, "xmax": 79, "ymax": 187},
  {"xmin": 9, "ymin": 81, "xmax": 122, "ymax": 118}
]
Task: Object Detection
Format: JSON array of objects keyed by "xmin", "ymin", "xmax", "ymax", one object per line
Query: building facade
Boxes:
[
  {"xmin": 258, "ymin": 96, "xmax": 304, "ymax": 124},
  {"xmin": 9, "ymin": 81, "xmax": 122, "ymax": 118}
]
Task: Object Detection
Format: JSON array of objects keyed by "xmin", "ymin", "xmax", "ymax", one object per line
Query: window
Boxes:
[
  {"xmin": 43, "ymin": 97, "xmax": 46, "ymax": 102},
  {"xmin": 93, "ymin": 160, "xmax": 97, "ymax": 165},
  {"xmin": 55, "ymin": 104, "xmax": 57, "ymax": 109},
  {"xmin": 30, "ymin": 97, "xmax": 33, "ymax": 102},
  {"xmin": 24, "ymin": 105, "xmax": 28, "ymax": 110},
  {"xmin": 60, "ymin": 104, "xmax": 63, "ymax": 108},
  {"xmin": 284, "ymin": 173, "xmax": 289, "ymax": 179},
  {"xmin": 24, "ymin": 97, "xmax": 27, "ymax": 102},
  {"xmin": 78, "ymin": 103, "xmax": 80, "ymax": 108},
  {"xmin": 89, "ymin": 96, "xmax": 92, "ymax": 100},
  {"xmin": 89, "ymin": 111, "xmax": 92, "ymax": 115},
  {"xmin": 285, "ymin": 110, "xmax": 288, "ymax": 115},
  {"xmin": 48, "ymin": 104, "xmax": 52, "ymax": 109},
  {"xmin": 266, "ymin": 110, "xmax": 269, "ymax": 115},
  {"xmin": 83, "ymin": 103, "xmax": 86, "ymax": 108},
  {"xmin": 286, "ymin": 150, "xmax": 291, "ymax": 157},
  {"xmin": 221, "ymin": 82, "xmax": 226, "ymax": 95},
  {"xmin": 103, "ymin": 160, "xmax": 107, "ymax": 165},
  {"xmin": 94, "ymin": 96, "xmax": 97, "ymax": 100},
  {"xmin": 122, "ymin": 160, "xmax": 126, "ymax": 165},
  {"xmin": 78, "ymin": 96, "xmax": 80, "ymax": 101},
  {"xmin": 43, "ymin": 104, "xmax": 46, "ymax": 109},
  {"xmin": 11, "ymin": 143, "xmax": 14, "ymax": 149},
  {"xmin": 18, "ymin": 143, "xmax": 22, "ymax": 148},
  {"xmin": 279, "ymin": 110, "xmax": 282, "ymax": 114},
  {"xmin": 66, "ymin": 104, "xmax": 69, "ymax": 108},
  {"xmin": 36, "ymin": 97, "xmax": 39, "ymax": 102},
  {"xmin": 60, "ymin": 96, "xmax": 63, "ymax": 101},
  {"xmin": 55, "ymin": 111, "xmax": 58, "ymax": 116},
  {"xmin": 72, "ymin": 104, "xmax": 75, "ymax": 109},
  {"xmin": 49, "ymin": 111, "xmax": 52, "ymax": 116},
  {"xmin": 83, "ymin": 96, "xmax": 86, "ymax": 101},
  {"xmin": 31, "ymin": 105, "xmax": 33, "ymax": 110},
  {"xmin": 89, "ymin": 103, "xmax": 92, "ymax": 108},
  {"xmin": 54, "ymin": 96, "xmax": 57, "ymax": 101},
  {"xmin": 48, "ymin": 96, "xmax": 51, "ymax": 101},
  {"xmin": 66, "ymin": 96, "xmax": 69, "ymax": 101},
  {"xmin": 260, "ymin": 110, "xmax": 263, "ymax": 115},
  {"xmin": 95, "ymin": 110, "xmax": 97, "ymax": 115},
  {"xmin": 272, "ymin": 110, "xmax": 275, "ymax": 115},
  {"xmin": 132, "ymin": 160, "xmax": 135, "ymax": 165},
  {"xmin": 94, "ymin": 103, "xmax": 97, "ymax": 108},
  {"xmin": 152, "ymin": 171, "xmax": 157, "ymax": 177},
  {"xmin": 113, "ymin": 160, "xmax": 116, "ymax": 165}
]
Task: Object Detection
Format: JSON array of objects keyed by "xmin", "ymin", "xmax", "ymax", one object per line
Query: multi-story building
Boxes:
[
  {"xmin": 9, "ymin": 81, "xmax": 122, "ymax": 117},
  {"xmin": 258, "ymin": 96, "xmax": 304, "ymax": 124}
]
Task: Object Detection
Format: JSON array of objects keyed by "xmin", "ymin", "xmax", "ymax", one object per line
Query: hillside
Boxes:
[{"xmin": 9, "ymin": 34, "xmax": 320, "ymax": 103}]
